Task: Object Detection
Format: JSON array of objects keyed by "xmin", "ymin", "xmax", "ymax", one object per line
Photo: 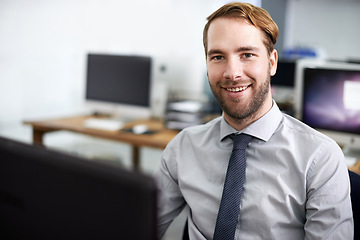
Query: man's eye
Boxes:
[
  {"xmin": 212, "ymin": 56, "xmax": 223, "ymax": 61},
  {"xmin": 243, "ymin": 53, "xmax": 254, "ymax": 58}
]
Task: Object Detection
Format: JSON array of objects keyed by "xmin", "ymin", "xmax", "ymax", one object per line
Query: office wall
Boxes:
[
  {"xmin": 262, "ymin": 0, "xmax": 287, "ymax": 56},
  {"xmin": 1, "ymin": 0, "xmax": 359, "ymax": 129},
  {"xmin": 284, "ymin": 0, "xmax": 360, "ymax": 60},
  {"xmin": 0, "ymin": 0, "xmax": 213, "ymax": 127}
]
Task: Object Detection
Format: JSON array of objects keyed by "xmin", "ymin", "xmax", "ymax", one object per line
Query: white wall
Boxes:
[
  {"xmin": 284, "ymin": 0, "xmax": 360, "ymax": 60},
  {"xmin": 1, "ymin": 0, "xmax": 359, "ymax": 129},
  {"xmin": 0, "ymin": 0, "xmax": 213, "ymax": 127}
]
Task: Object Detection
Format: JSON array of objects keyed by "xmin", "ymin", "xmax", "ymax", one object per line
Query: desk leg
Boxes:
[
  {"xmin": 32, "ymin": 129, "xmax": 45, "ymax": 146},
  {"xmin": 132, "ymin": 146, "xmax": 140, "ymax": 171}
]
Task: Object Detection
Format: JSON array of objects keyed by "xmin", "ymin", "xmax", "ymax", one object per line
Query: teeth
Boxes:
[{"xmin": 226, "ymin": 86, "xmax": 248, "ymax": 92}]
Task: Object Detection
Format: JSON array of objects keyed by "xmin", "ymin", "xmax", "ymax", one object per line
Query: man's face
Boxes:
[{"xmin": 206, "ymin": 17, "xmax": 277, "ymax": 128}]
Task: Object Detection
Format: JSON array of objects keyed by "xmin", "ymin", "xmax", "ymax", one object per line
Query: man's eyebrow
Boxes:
[
  {"xmin": 207, "ymin": 46, "xmax": 260, "ymax": 56},
  {"xmin": 236, "ymin": 46, "xmax": 260, "ymax": 52},
  {"xmin": 207, "ymin": 49, "xmax": 224, "ymax": 56}
]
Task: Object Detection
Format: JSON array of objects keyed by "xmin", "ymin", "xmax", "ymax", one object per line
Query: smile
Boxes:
[{"xmin": 226, "ymin": 85, "xmax": 250, "ymax": 92}]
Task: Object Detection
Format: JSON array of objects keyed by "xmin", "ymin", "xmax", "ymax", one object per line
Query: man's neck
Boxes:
[{"xmin": 224, "ymin": 98, "xmax": 273, "ymax": 131}]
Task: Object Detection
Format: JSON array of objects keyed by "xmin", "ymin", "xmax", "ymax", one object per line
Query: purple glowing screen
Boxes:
[{"xmin": 302, "ymin": 67, "xmax": 360, "ymax": 134}]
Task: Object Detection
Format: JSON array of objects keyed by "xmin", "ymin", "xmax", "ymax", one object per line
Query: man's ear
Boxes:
[{"xmin": 270, "ymin": 49, "xmax": 278, "ymax": 77}]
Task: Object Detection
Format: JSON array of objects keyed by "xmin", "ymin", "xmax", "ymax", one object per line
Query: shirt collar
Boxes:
[{"xmin": 220, "ymin": 100, "xmax": 283, "ymax": 142}]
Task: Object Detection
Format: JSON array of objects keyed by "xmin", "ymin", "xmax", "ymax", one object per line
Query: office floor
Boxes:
[{"xmin": 0, "ymin": 122, "xmax": 187, "ymax": 240}]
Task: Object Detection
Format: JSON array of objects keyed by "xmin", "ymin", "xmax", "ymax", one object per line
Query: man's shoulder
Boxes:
[
  {"xmin": 164, "ymin": 116, "xmax": 223, "ymax": 155},
  {"xmin": 282, "ymin": 113, "xmax": 336, "ymax": 144},
  {"xmin": 169, "ymin": 116, "xmax": 222, "ymax": 145}
]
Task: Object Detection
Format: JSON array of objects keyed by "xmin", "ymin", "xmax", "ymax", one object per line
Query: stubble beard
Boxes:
[{"xmin": 209, "ymin": 70, "xmax": 271, "ymax": 123}]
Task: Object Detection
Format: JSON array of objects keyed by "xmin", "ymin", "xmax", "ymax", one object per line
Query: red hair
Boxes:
[{"xmin": 203, "ymin": 2, "xmax": 279, "ymax": 56}]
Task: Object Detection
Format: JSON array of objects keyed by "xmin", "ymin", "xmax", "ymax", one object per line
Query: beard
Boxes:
[{"xmin": 209, "ymin": 67, "xmax": 271, "ymax": 122}]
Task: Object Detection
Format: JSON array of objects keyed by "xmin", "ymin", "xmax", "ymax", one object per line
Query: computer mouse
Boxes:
[{"xmin": 132, "ymin": 124, "xmax": 148, "ymax": 134}]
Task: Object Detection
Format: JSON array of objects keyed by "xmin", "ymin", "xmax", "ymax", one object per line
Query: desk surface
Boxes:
[
  {"xmin": 24, "ymin": 115, "xmax": 360, "ymax": 173},
  {"xmin": 24, "ymin": 115, "xmax": 179, "ymax": 150},
  {"xmin": 24, "ymin": 116, "xmax": 180, "ymax": 170}
]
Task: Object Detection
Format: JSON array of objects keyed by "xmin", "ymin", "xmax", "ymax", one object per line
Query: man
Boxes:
[{"xmin": 155, "ymin": 2, "xmax": 353, "ymax": 239}]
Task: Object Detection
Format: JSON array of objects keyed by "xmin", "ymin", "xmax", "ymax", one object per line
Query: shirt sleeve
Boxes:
[
  {"xmin": 154, "ymin": 136, "xmax": 186, "ymax": 238},
  {"xmin": 304, "ymin": 139, "xmax": 354, "ymax": 239}
]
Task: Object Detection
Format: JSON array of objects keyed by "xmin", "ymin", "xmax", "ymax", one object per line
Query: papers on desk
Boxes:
[
  {"xmin": 165, "ymin": 100, "xmax": 210, "ymax": 130},
  {"xmin": 167, "ymin": 101, "xmax": 204, "ymax": 113},
  {"xmin": 83, "ymin": 118, "xmax": 124, "ymax": 131}
]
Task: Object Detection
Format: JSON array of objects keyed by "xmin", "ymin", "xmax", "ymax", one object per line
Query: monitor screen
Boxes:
[
  {"xmin": 0, "ymin": 136, "xmax": 157, "ymax": 240},
  {"xmin": 271, "ymin": 59, "xmax": 296, "ymax": 87},
  {"xmin": 295, "ymin": 59, "xmax": 360, "ymax": 154},
  {"xmin": 85, "ymin": 53, "xmax": 152, "ymax": 118}
]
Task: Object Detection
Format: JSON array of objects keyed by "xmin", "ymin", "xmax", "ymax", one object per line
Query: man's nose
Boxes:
[{"xmin": 223, "ymin": 57, "xmax": 243, "ymax": 81}]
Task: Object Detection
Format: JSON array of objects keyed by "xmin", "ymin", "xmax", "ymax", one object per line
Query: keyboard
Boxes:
[{"xmin": 83, "ymin": 118, "xmax": 124, "ymax": 131}]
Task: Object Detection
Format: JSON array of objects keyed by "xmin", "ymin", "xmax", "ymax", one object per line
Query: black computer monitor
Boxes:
[
  {"xmin": 0, "ymin": 136, "xmax": 157, "ymax": 240},
  {"xmin": 85, "ymin": 53, "xmax": 152, "ymax": 118},
  {"xmin": 271, "ymin": 59, "xmax": 296, "ymax": 87}
]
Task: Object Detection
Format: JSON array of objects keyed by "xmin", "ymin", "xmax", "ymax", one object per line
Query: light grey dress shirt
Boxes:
[{"xmin": 155, "ymin": 102, "xmax": 353, "ymax": 240}]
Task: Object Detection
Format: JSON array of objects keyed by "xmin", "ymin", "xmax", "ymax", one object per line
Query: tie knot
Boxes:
[{"xmin": 230, "ymin": 133, "xmax": 253, "ymax": 150}]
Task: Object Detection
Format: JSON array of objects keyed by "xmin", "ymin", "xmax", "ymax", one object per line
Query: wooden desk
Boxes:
[{"xmin": 24, "ymin": 116, "xmax": 179, "ymax": 170}]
